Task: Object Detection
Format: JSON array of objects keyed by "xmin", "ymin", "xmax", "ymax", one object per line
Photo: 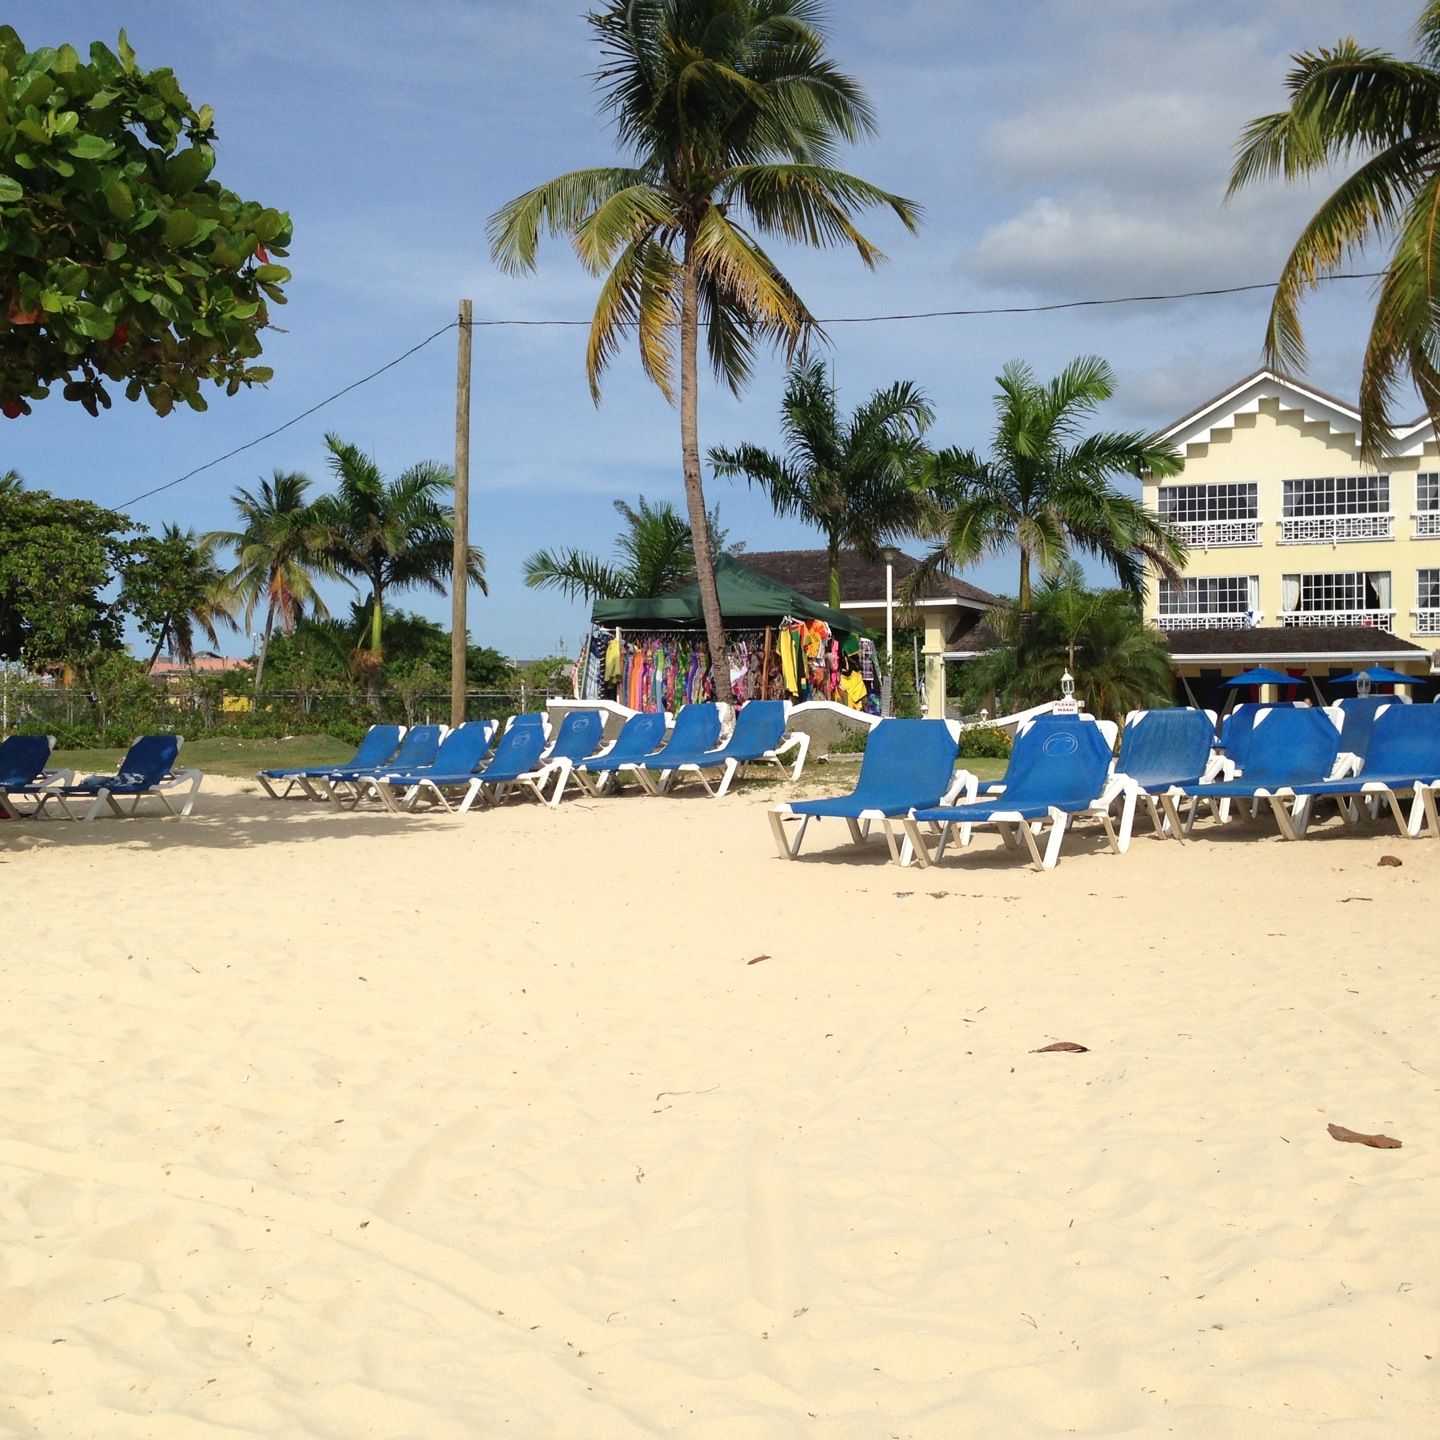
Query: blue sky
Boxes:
[{"xmin": 2, "ymin": 0, "xmax": 1416, "ymax": 657}]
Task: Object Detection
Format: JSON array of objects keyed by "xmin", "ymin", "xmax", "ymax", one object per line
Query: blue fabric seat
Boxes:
[
  {"xmin": 323, "ymin": 724, "xmax": 445, "ymax": 806},
  {"xmin": 0, "ymin": 734, "xmax": 69, "ymax": 819},
  {"xmin": 522, "ymin": 708, "xmax": 606, "ymax": 805},
  {"xmin": 904, "ymin": 715, "xmax": 1117, "ymax": 870},
  {"xmin": 372, "ymin": 721, "xmax": 496, "ymax": 811},
  {"xmin": 256, "ymin": 723, "xmax": 403, "ymax": 800},
  {"xmin": 1329, "ymin": 695, "xmax": 1402, "ymax": 765},
  {"xmin": 1109, "ymin": 707, "xmax": 1217, "ymax": 846},
  {"xmin": 1286, "ymin": 703, "xmax": 1440, "ymax": 838},
  {"xmin": 16, "ymin": 734, "xmax": 203, "ymax": 821},
  {"xmin": 455, "ymin": 722, "xmax": 554, "ymax": 811},
  {"xmin": 643, "ymin": 700, "xmax": 806, "ymax": 796},
  {"xmin": 768, "ymin": 718, "xmax": 958, "ymax": 862},
  {"xmin": 620, "ymin": 702, "xmax": 721, "ymax": 784},
  {"xmin": 1162, "ymin": 706, "xmax": 1342, "ymax": 840},
  {"xmin": 573, "ymin": 711, "xmax": 670, "ymax": 795}
]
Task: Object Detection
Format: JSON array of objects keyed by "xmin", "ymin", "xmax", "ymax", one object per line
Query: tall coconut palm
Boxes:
[
  {"xmin": 0, "ymin": 469, "xmax": 21, "ymax": 496},
  {"xmin": 1227, "ymin": 3, "xmax": 1440, "ymax": 460},
  {"xmin": 710, "ymin": 359, "xmax": 932, "ymax": 608},
  {"xmin": 208, "ymin": 470, "xmax": 335, "ymax": 689},
  {"xmin": 525, "ymin": 494, "xmax": 730, "ymax": 602},
  {"xmin": 488, "ymin": 0, "xmax": 918, "ymax": 697},
  {"xmin": 913, "ymin": 356, "xmax": 1187, "ymax": 613},
  {"xmin": 311, "ymin": 433, "xmax": 486, "ymax": 663},
  {"xmin": 137, "ymin": 524, "xmax": 236, "ymax": 669}
]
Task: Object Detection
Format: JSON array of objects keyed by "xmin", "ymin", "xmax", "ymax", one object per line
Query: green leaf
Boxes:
[
  {"xmin": 68, "ymin": 133, "xmax": 116, "ymax": 160},
  {"xmin": 103, "ymin": 178, "xmax": 134, "ymax": 218},
  {"xmin": 166, "ymin": 144, "xmax": 213, "ymax": 192},
  {"xmin": 163, "ymin": 208, "xmax": 199, "ymax": 247},
  {"xmin": 0, "ymin": 175, "xmax": 22, "ymax": 202},
  {"xmin": 52, "ymin": 110, "xmax": 79, "ymax": 136}
]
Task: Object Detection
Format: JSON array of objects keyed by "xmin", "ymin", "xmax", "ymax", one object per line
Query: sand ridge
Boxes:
[{"xmin": 0, "ymin": 777, "xmax": 1435, "ymax": 1437}]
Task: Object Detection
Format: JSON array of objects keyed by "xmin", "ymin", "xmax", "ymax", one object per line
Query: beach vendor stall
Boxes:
[{"xmin": 577, "ymin": 555, "xmax": 882, "ymax": 712}]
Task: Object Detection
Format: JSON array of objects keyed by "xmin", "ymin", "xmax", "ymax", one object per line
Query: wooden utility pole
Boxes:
[{"xmin": 450, "ymin": 298, "xmax": 473, "ymax": 728}]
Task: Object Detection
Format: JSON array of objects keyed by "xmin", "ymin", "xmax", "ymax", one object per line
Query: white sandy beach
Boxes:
[{"xmin": 0, "ymin": 778, "xmax": 1435, "ymax": 1438}]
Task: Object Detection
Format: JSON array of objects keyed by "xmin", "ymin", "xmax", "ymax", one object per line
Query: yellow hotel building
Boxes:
[{"xmin": 1144, "ymin": 370, "xmax": 1439, "ymax": 706}]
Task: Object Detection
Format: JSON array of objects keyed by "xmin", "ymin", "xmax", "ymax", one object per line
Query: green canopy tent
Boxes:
[{"xmin": 592, "ymin": 554, "xmax": 865, "ymax": 632}]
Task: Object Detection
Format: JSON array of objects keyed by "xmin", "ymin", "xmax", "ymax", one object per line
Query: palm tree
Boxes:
[
  {"xmin": 525, "ymin": 495, "xmax": 727, "ymax": 602},
  {"xmin": 141, "ymin": 524, "xmax": 236, "ymax": 669},
  {"xmin": 959, "ymin": 565, "xmax": 1175, "ymax": 722},
  {"xmin": 311, "ymin": 433, "xmax": 486, "ymax": 664},
  {"xmin": 489, "ymin": 0, "xmax": 918, "ymax": 697},
  {"xmin": 0, "ymin": 469, "xmax": 21, "ymax": 496},
  {"xmin": 710, "ymin": 360, "xmax": 932, "ymax": 608},
  {"xmin": 1227, "ymin": 4, "xmax": 1440, "ymax": 460},
  {"xmin": 208, "ymin": 470, "xmax": 335, "ymax": 689},
  {"xmin": 913, "ymin": 356, "xmax": 1187, "ymax": 613}
]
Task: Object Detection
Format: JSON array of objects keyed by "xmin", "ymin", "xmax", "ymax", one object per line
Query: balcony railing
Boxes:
[
  {"xmin": 1281, "ymin": 608, "xmax": 1395, "ymax": 632},
  {"xmin": 1279, "ymin": 513, "xmax": 1393, "ymax": 544},
  {"xmin": 1413, "ymin": 511, "xmax": 1440, "ymax": 538},
  {"xmin": 1166, "ymin": 519, "xmax": 1262, "ymax": 548},
  {"xmin": 1414, "ymin": 609, "xmax": 1440, "ymax": 635},
  {"xmin": 1156, "ymin": 612, "xmax": 1260, "ymax": 631}
]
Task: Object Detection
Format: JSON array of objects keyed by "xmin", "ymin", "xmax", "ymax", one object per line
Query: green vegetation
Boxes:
[
  {"xmin": 52, "ymin": 733, "xmax": 353, "ymax": 781},
  {"xmin": 490, "ymin": 0, "xmax": 918, "ymax": 697},
  {"xmin": 710, "ymin": 360, "xmax": 933, "ymax": 609},
  {"xmin": 1228, "ymin": 2, "xmax": 1440, "ymax": 460},
  {"xmin": 0, "ymin": 26, "xmax": 290, "ymax": 419}
]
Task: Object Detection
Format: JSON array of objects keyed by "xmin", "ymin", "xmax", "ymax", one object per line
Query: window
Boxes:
[
  {"xmin": 1283, "ymin": 571, "xmax": 1391, "ymax": 611},
  {"xmin": 1418, "ymin": 474, "xmax": 1440, "ymax": 512},
  {"xmin": 1283, "ymin": 475, "xmax": 1388, "ymax": 516},
  {"xmin": 1157, "ymin": 483, "xmax": 1257, "ymax": 523},
  {"xmin": 1419, "ymin": 568, "xmax": 1440, "ymax": 608},
  {"xmin": 1158, "ymin": 576, "xmax": 1257, "ymax": 615}
]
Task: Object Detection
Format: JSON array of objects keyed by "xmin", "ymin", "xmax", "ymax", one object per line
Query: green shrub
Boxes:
[{"xmin": 958, "ymin": 722, "xmax": 1011, "ymax": 759}]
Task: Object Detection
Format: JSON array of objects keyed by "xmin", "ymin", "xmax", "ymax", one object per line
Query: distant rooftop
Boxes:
[
  {"xmin": 1162, "ymin": 625, "xmax": 1432, "ymax": 664},
  {"xmin": 149, "ymin": 651, "xmax": 252, "ymax": 679},
  {"xmin": 741, "ymin": 549, "xmax": 1000, "ymax": 609}
]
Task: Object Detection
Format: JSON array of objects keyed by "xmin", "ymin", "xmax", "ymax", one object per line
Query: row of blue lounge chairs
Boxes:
[
  {"xmin": 0, "ymin": 734, "xmax": 202, "ymax": 821},
  {"xmin": 769, "ymin": 698, "xmax": 1440, "ymax": 869},
  {"xmin": 256, "ymin": 699, "xmax": 812, "ymax": 812}
]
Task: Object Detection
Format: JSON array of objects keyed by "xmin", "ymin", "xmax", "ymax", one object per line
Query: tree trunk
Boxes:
[
  {"xmin": 146, "ymin": 621, "xmax": 171, "ymax": 672},
  {"xmin": 680, "ymin": 236, "xmax": 730, "ymax": 702},
  {"xmin": 827, "ymin": 536, "xmax": 842, "ymax": 611},
  {"xmin": 1018, "ymin": 550, "xmax": 1032, "ymax": 614},
  {"xmin": 369, "ymin": 578, "xmax": 384, "ymax": 654},
  {"xmin": 253, "ymin": 601, "xmax": 276, "ymax": 690}
]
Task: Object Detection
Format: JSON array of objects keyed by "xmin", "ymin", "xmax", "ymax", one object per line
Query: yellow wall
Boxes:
[{"xmin": 1143, "ymin": 397, "xmax": 1440, "ymax": 648}]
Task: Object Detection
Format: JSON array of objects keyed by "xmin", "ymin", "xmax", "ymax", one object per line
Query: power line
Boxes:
[
  {"xmin": 121, "ymin": 270, "xmax": 1383, "ymax": 509},
  {"xmin": 119, "ymin": 321, "xmax": 460, "ymax": 507}
]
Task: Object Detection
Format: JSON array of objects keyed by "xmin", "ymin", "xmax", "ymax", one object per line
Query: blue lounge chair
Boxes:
[
  {"xmin": 618, "ymin": 702, "xmax": 722, "ymax": 794},
  {"xmin": 256, "ymin": 723, "xmax": 403, "ymax": 800},
  {"xmin": 454, "ymin": 722, "xmax": 554, "ymax": 812},
  {"xmin": 1327, "ymin": 695, "xmax": 1403, "ymax": 769},
  {"xmin": 658, "ymin": 699, "xmax": 810, "ymax": 797},
  {"xmin": 24, "ymin": 734, "xmax": 202, "ymax": 821},
  {"xmin": 1288, "ymin": 703, "xmax": 1440, "ymax": 839},
  {"xmin": 1160, "ymin": 706, "xmax": 1343, "ymax": 840},
  {"xmin": 322, "ymin": 724, "xmax": 445, "ymax": 807},
  {"xmin": 0, "ymin": 734, "xmax": 70, "ymax": 819},
  {"xmin": 903, "ymin": 715, "xmax": 1117, "ymax": 870},
  {"xmin": 768, "ymin": 718, "xmax": 960, "ymax": 863},
  {"xmin": 573, "ymin": 711, "xmax": 671, "ymax": 796},
  {"xmin": 515, "ymin": 708, "xmax": 606, "ymax": 806},
  {"xmin": 1109, "ymin": 707, "xmax": 1218, "ymax": 847},
  {"xmin": 372, "ymin": 721, "xmax": 496, "ymax": 812}
]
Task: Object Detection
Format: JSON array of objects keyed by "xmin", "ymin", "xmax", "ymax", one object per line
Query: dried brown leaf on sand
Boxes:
[
  {"xmin": 747, "ymin": 955, "xmax": 769, "ymax": 965},
  {"xmin": 1032, "ymin": 1041, "xmax": 1089, "ymax": 1054},
  {"xmin": 1328, "ymin": 1123, "xmax": 1402, "ymax": 1149}
]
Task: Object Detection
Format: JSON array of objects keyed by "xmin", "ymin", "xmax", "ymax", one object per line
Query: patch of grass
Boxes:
[{"xmin": 52, "ymin": 734, "xmax": 354, "ymax": 780}]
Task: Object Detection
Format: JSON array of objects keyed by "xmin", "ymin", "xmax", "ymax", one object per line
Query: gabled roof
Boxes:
[
  {"xmin": 741, "ymin": 549, "xmax": 1000, "ymax": 609},
  {"xmin": 1157, "ymin": 368, "xmax": 1434, "ymax": 459}
]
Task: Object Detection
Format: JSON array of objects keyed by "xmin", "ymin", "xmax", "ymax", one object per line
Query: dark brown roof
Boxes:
[
  {"xmin": 741, "ymin": 549, "xmax": 1000, "ymax": 609},
  {"xmin": 944, "ymin": 613, "xmax": 1004, "ymax": 653},
  {"xmin": 1162, "ymin": 625, "xmax": 1430, "ymax": 658}
]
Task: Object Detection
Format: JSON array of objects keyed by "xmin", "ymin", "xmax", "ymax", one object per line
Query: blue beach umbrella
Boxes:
[
  {"xmin": 1222, "ymin": 667, "xmax": 1300, "ymax": 688},
  {"xmin": 1329, "ymin": 666, "xmax": 1420, "ymax": 686}
]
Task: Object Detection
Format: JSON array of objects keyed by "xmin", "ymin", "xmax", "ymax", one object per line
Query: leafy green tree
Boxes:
[
  {"xmin": 208, "ymin": 470, "xmax": 334, "ymax": 689},
  {"xmin": 1227, "ymin": 3, "xmax": 1440, "ymax": 460},
  {"xmin": 0, "ymin": 484, "xmax": 133, "ymax": 667},
  {"xmin": 123, "ymin": 523, "xmax": 235, "ymax": 668},
  {"xmin": 914, "ymin": 356, "xmax": 1186, "ymax": 613},
  {"xmin": 958, "ymin": 566, "xmax": 1175, "ymax": 722},
  {"xmin": 710, "ymin": 359, "xmax": 933, "ymax": 608},
  {"xmin": 524, "ymin": 494, "xmax": 732, "ymax": 602},
  {"xmin": 310, "ymin": 433, "xmax": 486, "ymax": 664},
  {"xmin": 0, "ymin": 27, "xmax": 291, "ymax": 418},
  {"xmin": 489, "ymin": 0, "xmax": 918, "ymax": 697}
]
